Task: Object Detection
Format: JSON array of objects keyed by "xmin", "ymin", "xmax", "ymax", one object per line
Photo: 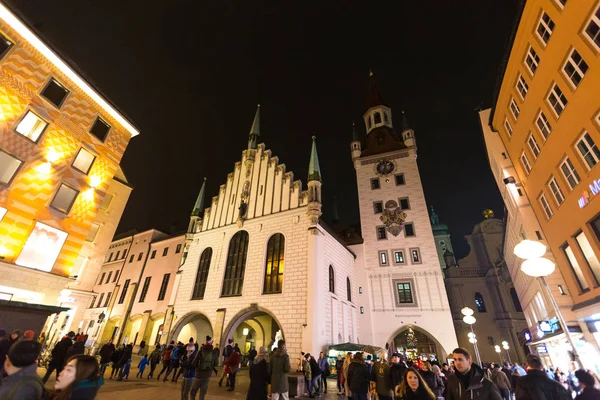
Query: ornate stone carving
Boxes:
[{"xmin": 380, "ymin": 200, "xmax": 407, "ymax": 237}]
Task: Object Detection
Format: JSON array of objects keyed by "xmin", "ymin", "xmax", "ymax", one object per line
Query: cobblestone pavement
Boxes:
[{"xmin": 38, "ymin": 366, "xmax": 345, "ymax": 399}]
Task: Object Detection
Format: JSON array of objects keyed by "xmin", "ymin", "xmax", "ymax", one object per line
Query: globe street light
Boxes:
[
  {"xmin": 501, "ymin": 341, "xmax": 511, "ymax": 364},
  {"xmin": 494, "ymin": 345, "xmax": 502, "ymax": 363},
  {"xmin": 514, "ymin": 239, "xmax": 584, "ymax": 369},
  {"xmin": 461, "ymin": 307, "xmax": 482, "ymax": 366}
]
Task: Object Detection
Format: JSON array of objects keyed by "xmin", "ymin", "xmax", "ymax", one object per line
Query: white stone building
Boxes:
[{"xmin": 168, "ymin": 76, "xmax": 455, "ymax": 360}]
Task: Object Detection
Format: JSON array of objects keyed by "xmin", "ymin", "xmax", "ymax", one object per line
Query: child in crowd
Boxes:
[
  {"xmin": 137, "ymin": 354, "xmax": 149, "ymax": 378},
  {"xmin": 119, "ymin": 358, "xmax": 132, "ymax": 381}
]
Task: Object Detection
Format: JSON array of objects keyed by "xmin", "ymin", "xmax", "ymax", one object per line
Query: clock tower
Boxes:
[{"xmin": 348, "ymin": 73, "xmax": 457, "ymax": 360}]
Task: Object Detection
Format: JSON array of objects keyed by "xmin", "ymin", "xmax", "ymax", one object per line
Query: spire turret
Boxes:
[
  {"xmin": 401, "ymin": 110, "xmax": 416, "ymax": 148},
  {"xmin": 363, "ymin": 71, "xmax": 393, "ymax": 135},
  {"xmin": 351, "ymin": 121, "xmax": 362, "ymax": 161},
  {"xmin": 248, "ymin": 104, "xmax": 260, "ymax": 150},
  {"xmin": 191, "ymin": 178, "xmax": 207, "ymax": 217},
  {"xmin": 308, "ymin": 136, "xmax": 321, "ymax": 182},
  {"xmin": 430, "ymin": 205, "xmax": 439, "ymax": 226}
]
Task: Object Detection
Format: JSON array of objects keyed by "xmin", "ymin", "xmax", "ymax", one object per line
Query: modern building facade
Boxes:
[
  {"xmin": 444, "ymin": 215, "xmax": 527, "ymax": 364},
  {"xmin": 480, "ymin": 0, "xmax": 600, "ymax": 372},
  {"xmin": 0, "ymin": 1, "xmax": 138, "ymax": 342}
]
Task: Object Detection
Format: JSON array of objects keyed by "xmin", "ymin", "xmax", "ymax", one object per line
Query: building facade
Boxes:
[
  {"xmin": 0, "ymin": 2, "xmax": 138, "ymax": 340},
  {"xmin": 481, "ymin": 0, "xmax": 600, "ymax": 372},
  {"xmin": 445, "ymin": 215, "xmax": 527, "ymax": 364}
]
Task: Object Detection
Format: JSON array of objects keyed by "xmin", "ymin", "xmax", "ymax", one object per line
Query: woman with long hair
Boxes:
[
  {"xmin": 396, "ymin": 367, "xmax": 436, "ymax": 400},
  {"xmin": 342, "ymin": 352, "xmax": 353, "ymax": 399},
  {"xmin": 419, "ymin": 361, "xmax": 444, "ymax": 398},
  {"xmin": 51, "ymin": 354, "xmax": 104, "ymax": 399}
]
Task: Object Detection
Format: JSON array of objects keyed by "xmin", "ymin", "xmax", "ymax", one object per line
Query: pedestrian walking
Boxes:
[
  {"xmin": 51, "ymin": 354, "xmax": 105, "ymax": 399},
  {"xmin": 218, "ymin": 339, "xmax": 234, "ymax": 386},
  {"xmin": 396, "ymin": 367, "xmax": 436, "ymax": 400},
  {"xmin": 446, "ymin": 347, "xmax": 502, "ymax": 400},
  {"xmin": 190, "ymin": 337, "xmax": 219, "ymax": 400},
  {"xmin": 574, "ymin": 369, "xmax": 600, "ymax": 400},
  {"xmin": 98, "ymin": 339, "xmax": 115, "ymax": 377},
  {"xmin": 248, "ymin": 346, "xmax": 257, "ymax": 364},
  {"xmin": 420, "ymin": 361, "xmax": 444, "ymax": 398},
  {"xmin": 110, "ymin": 345, "xmax": 124, "ymax": 379},
  {"xmin": 180, "ymin": 346, "xmax": 197, "ymax": 400},
  {"xmin": 336, "ymin": 354, "xmax": 345, "ymax": 395},
  {"xmin": 137, "ymin": 340, "xmax": 146, "ymax": 356},
  {"xmin": 225, "ymin": 345, "xmax": 241, "ymax": 391},
  {"xmin": 247, "ymin": 346, "xmax": 270, "ymax": 400},
  {"xmin": 167, "ymin": 342, "xmax": 185, "ymax": 383},
  {"xmin": 116, "ymin": 344, "xmax": 133, "ymax": 380},
  {"xmin": 118, "ymin": 358, "xmax": 132, "ymax": 381},
  {"xmin": 212, "ymin": 344, "xmax": 220, "ymax": 376},
  {"xmin": 42, "ymin": 331, "xmax": 75, "ymax": 383},
  {"xmin": 347, "ymin": 352, "xmax": 371, "ymax": 400},
  {"xmin": 302, "ymin": 353, "xmax": 313, "ymax": 396},
  {"xmin": 0, "ymin": 339, "xmax": 45, "ymax": 399},
  {"xmin": 268, "ymin": 339, "xmax": 291, "ymax": 400},
  {"xmin": 371, "ymin": 354, "xmax": 394, "ymax": 400},
  {"xmin": 515, "ymin": 354, "xmax": 571, "ymax": 400},
  {"xmin": 309, "ymin": 353, "xmax": 322, "ymax": 395},
  {"xmin": 157, "ymin": 341, "xmax": 175, "ymax": 380},
  {"xmin": 137, "ymin": 354, "xmax": 149, "ymax": 378},
  {"xmin": 343, "ymin": 352, "xmax": 353, "ymax": 399},
  {"xmin": 65, "ymin": 335, "xmax": 86, "ymax": 360},
  {"xmin": 318, "ymin": 352, "xmax": 329, "ymax": 394},
  {"xmin": 490, "ymin": 363, "xmax": 511, "ymax": 400},
  {"xmin": 148, "ymin": 345, "xmax": 162, "ymax": 379}
]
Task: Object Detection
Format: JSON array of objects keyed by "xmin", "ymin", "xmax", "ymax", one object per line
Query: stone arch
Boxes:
[
  {"xmin": 386, "ymin": 324, "xmax": 449, "ymax": 361},
  {"xmin": 169, "ymin": 311, "xmax": 213, "ymax": 345},
  {"xmin": 221, "ymin": 305, "xmax": 284, "ymax": 352}
]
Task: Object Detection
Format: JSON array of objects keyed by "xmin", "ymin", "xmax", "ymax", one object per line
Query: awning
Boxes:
[{"xmin": 328, "ymin": 342, "xmax": 384, "ymax": 355}]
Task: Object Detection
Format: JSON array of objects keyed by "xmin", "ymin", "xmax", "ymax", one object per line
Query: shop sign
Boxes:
[
  {"xmin": 537, "ymin": 345, "xmax": 548, "ymax": 354},
  {"xmin": 539, "ymin": 317, "xmax": 560, "ymax": 334},
  {"xmin": 579, "ymin": 179, "xmax": 600, "ymax": 208}
]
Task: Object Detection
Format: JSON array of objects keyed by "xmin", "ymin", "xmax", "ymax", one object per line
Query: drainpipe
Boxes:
[{"xmin": 117, "ymin": 241, "xmax": 152, "ymax": 345}]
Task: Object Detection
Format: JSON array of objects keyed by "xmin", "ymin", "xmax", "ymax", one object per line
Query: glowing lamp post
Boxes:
[
  {"xmin": 501, "ymin": 341, "xmax": 511, "ymax": 364},
  {"xmin": 514, "ymin": 239, "xmax": 583, "ymax": 369},
  {"xmin": 461, "ymin": 307, "xmax": 481, "ymax": 366},
  {"xmin": 494, "ymin": 345, "xmax": 502, "ymax": 362}
]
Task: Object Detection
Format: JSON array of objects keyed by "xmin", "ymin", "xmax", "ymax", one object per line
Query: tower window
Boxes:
[
  {"xmin": 329, "ymin": 265, "xmax": 335, "ymax": 293},
  {"xmin": 384, "ymin": 113, "xmax": 389, "ymax": 123},
  {"xmin": 50, "ymin": 183, "xmax": 79, "ymax": 214},
  {"xmin": 0, "ymin": 33, "xmax": 13, "ymax": 59},
  {"xmin": 399, "ymin": 197, "xmax": 410, "ymax": 210},
  {"xmin": 376, "ymin": 226, "xmax": 387, "ymax": 240},
  {"xmin": 395, "ymin": 174, "xmax": 405, "ymax": 186},
  {"xmin": 536, "ymin": 11, "xmax": 555, "ymax": 45},
  {"xmin": 0, "ymin": 149, "xmax": 23, "ymax": 185},
  {"xmin": 404, "ymin": 223, "xmax": 415, "ymax": 237},
  {"xmin": 370, "ymin": 178, "xmax": 380, "ymax": 190},
  {"xmin": 378, "ymin": 251, "xmax": 389, "ymax": 266},
  {"xmin": 373, "ymin": 201, "xmax": 383, "ymax": 214},
  {"xmin": 374, "ymin": 112, "xmax": 382, "ymax": 124},
  {"xmin": 410, "ymin": 248, "xmax": 421, "ymax": 264},
  {"xmin": 393, "ymin": 250, "xmax": 406, "ymax": 265}
]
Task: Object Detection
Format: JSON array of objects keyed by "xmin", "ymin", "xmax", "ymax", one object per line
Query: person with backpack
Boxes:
[
  {"xmin": 147, "ymin": 345, "xmax": 162, "ymax": 379},
  {"xmin": 157, "ymin": 341, "xmax": 175, "ymax": 380},
  {"xmin": 42, "ymin": 331, "xmax": 75, "ymax": 383},
  {"xmin": 0, "ymin": 339, "xmax": 44, "ymax": 399},
  {"xmin": 165, "ymin": 342, "xmax": 185, "ymax": 383},
  {"xmin": 180, "ymin": 345, "xmax": 197, "ymax": 399},
  {"xmin": 218, "ymin": 339, "xmax": 234, "ymax": 386},
  {"xmin": 191, "ymin": 338, "xmax": 219, "ymax": 400}
]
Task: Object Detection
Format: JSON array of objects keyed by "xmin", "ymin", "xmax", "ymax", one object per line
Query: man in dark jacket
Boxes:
[
  {"xmin": 269, "ymin": 339, "xmax": 291, "ymax": 400},
  {"xmin": 446, "ymin": 347, "xmax": 502, "ymax": 400},
  {"xmin": 347, "ymin": 352, "xmax": 371, "ymax": 400},
  {"xmin": 389, "ymin": 353, "xmax": 407, "ymax": 393},
  {"xmin": 218, "ymin": 339, "xmax": 233, "ymax": 386},
  {"xmin": 65, "ymin": 335, "xmax": 86, "ymax": 359},
  {"xmin": 0, "ymin": 340, "xmax": 44, "ymax": 399},
  {"xmin": 98, "ymin": 339, "xmax": 115, "ymax": 376},
  {"xmin": 371, "ymin": 356, "xmax": 394, "ymax": 400},
  {"xmin": 190, "ymin": 341, "xmax": 218, "ymax": 400},
  {"xmin": 336, "ymin": 354, "xmax": 345, "ymax": 395},
  {"xmin": 0, "ymin": 329, "xmax": 10, "ymax": 374},
  {"xmin": 515, "ymin": 354, "xmax": 570, "ymax": 400},
  {"xmin": 147, "ymin": 345, "xmax": 162, "ymax": 379},
  {"xmin": 42, "ymin": 331, "xmax": 75, "ymax": 383}
]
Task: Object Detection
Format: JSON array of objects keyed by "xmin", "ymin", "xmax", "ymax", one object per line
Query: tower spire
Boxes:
[
  {"xmin": 308, "ymin": 136, "xmax": 321, "ymax": 182},
  {"xmin": 248, "ymin": 104, "xmax": 260, "ymax": 150},
  {"xmin": 401, "ymin": 110, "xmax": 410, "ymax": 131},
  {"xmin": 352, "ymin": 121, "xmax": 359, "ymax": 142},
  {"xmin": 191, "ymin": 178, "xmax": 207, "ymax": 217}
]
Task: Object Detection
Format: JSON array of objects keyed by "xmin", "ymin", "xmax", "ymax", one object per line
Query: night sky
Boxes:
[{"xmin": 9, "ymin": 0, "xmax": 520, "ymax": 259}]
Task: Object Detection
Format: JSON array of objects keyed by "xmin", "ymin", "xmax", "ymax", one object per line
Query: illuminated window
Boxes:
[
  {"xmin": 0, "ymin": 32, "xmax": 13, "ymax": 59},
  {"xmin": 90, "ymin": 117, "xmax": 111, "ymax": 142},
  {"xmin": 373, "ymin": 201, "xmax": 383, "ymax": 214},
  {"xmin": 535, "ymin": 111, "xmax": 552, "ymax": 140},
  {"xmin": 563, "ymin": 243, "xmax": 590, "ymax": 292},
  {"xmin": 560, "ymin": 157, "xmax": 580, "ymax": 190},
  {"xmin": 563, "ymin": 49, "xmax": 588, "ymax": 88},
  {"xmin": 548, "ymin": 176, "xmax": 565, "ymax": 206},
  {"xmin": 15, "ymin": 222, "xmax": 68, "ymax": 272},
  {"xmin": 393, "ymin": 250, "xmax": 406, "ymax": 265},
  {"xmin": 0, "ymin": 206, "xmax": 6, "ymax": 222},
  {"xmin": 547, "ymin": 83, "xmax": 568, "ymax": 117},
  {"xmin": 558, "ymin": 285, "xmax": 566, "ymax": 295},
  {"xmin": 404, "ymin": 223, "xmax": 415, "ymax": 237},
  {"xmin": 41, "ymin": 78, "xmax": 69, "ymax": 108},
  {"xmin": 536, "ymin": 11, "xmax": 555, "ymax": 45},
  {"xmin": 583, "ymin": 4, "xmax": 600, "ymax": 50},
  {"xmin": 99, "ymin": 193, "xmax": 113, "ymax": 211},
  {"xmin": 475, "ymin": 292, "xmax": 487, "ymax": 312},
  {"xmin": 509, "ymin": 98, "xmax": 520, "ymax": 120},
  {"xmin": 72, "ymin": 148, "xmax": 95, "ymax": 175},
  {"xmin": 263, "ymin": 234, "xmax": 285, "ymax": 294},
  {"xmin": 378, "ymin": 250, "xmax": 389, "ymax": 266},
  {"xmin": 504, "ymin": 118, "xmax": 513, "ymax": 137},
  {"xmin": 329, "ymin": 265, "xmax": 335, "ymax": 293},
  {"xmin": 516, "ymin": 74, "xmax": 529, "ymax": 99},
  {"xmin": 50, "ymin": 183, "xmax": 79, "ymax": 214},
  {"xmin": 85, "ymin": 223, "xmax": 100, "ymax": 242},
  {"xmin": 524, "ymin": 45, "xmax": 540, "ymax": 75},
  {"xmin": 15, "ymin": 111, "xmax": 48, "ymax": 142},
  {"xmin": 221, "ymin": 231, "xmax": 249, "ymax": 297},
  {"xmin": 576, "ymin": 132, "xmax": 600, "ymax": 170},
  {"xmin": 575, "ymin": 232, "xmax": 600, "ymax": 285},
  {"xmin": 527, "ymin": 133, "xmax": 541, "ymax": 159},
  {"xmin": 158, "ymin": 273, "xmax": 170, "ymax": 301},
  {"xmin": 539, "ymin": 193, "xmax": 553, "ymax": 220},
  {"xmin": 396, "ymin": 282, "xmax": 413, "ymax": 304},
  {"xmin": 192, "ymin": 247, "xmax": 212, "ymax": 299},
  {"xmin": 0, "ymin": 149, "xmax": 22, "ymax": 185},
  {"xmin": 410, "ymin": 248, "xmax": 421, "ymax": 264},
  {"xmin": 520, "ymin": 151, "xmax": 532, "ymax": 175}
]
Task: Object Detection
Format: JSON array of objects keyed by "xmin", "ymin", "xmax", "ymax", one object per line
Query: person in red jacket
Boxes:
[{"xmin": 224, "ymin": 347, "xmax": 241, "ymax": 391}]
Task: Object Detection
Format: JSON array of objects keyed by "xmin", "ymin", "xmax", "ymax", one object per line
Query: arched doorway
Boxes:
[
  {"xmin": 171, "ymin": 312, "xmax": 213, "ymax": 345},
  {"xmin": 101, "ymin": 316, "xmax": 121, "ymax": 344},
  {"xmin": 147, "ymin": 313, "xmax": 165, "ymax": 346},
  {"xmin": 221, "ymin": 307, "xmax": 284, "ymax": 353},
  {"xmin": 387, "ymin": 325, "xmax": 447, "ymax": 362}
]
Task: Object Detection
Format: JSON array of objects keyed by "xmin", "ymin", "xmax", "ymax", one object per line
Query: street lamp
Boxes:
[
  {"xmin": 501, "ymin": 341, "xmax": 511, "ymax": 364},
  {"xmin": 461, "ymin": 307, "xmax": 482, "ymax": 366},
  {"xmin": 494, "ymin": 345, "xmax": 502, "ymax": 363},
  {"xmin": 514, "ymin": 239, "xmax": 584, "ymax": 369}
]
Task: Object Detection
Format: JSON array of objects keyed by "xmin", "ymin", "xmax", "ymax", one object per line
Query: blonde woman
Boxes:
[{"xmin": 343, "ymin": 352, "xmax": 352, "ymax": 398}]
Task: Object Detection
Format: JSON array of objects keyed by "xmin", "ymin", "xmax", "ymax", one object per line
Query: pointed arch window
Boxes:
[
  {"xmin": 329, "ymin": 265, "xmax": 335, "ymax": 293},
  {"xmin": 263, "ymin": 233, "xmax": 285, "ymax": 294},
  {"xmin": 221, "ymin": 230, "xmax": 249, "ymax": 297},
  {"xmin": 374, "ymin": 112, "xmax": 382, "ymax": 124},
  {"xmin": 347, "ymin": 278, "xmax": 352, "ymax": 302},
  {"xmin": 475, "ymin": 292, "xmax": 487, "ymax": 312},
  {"xmin": 191, "ymin": 247, "xmax": 212, "ymax": 300}
]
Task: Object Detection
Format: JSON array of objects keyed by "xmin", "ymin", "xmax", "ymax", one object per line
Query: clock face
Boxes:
[{"xmin": 376, "ymin": 160, "xmax": 395, "ymax": 176}]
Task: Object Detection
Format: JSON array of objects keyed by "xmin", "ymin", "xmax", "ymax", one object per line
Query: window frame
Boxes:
[
  {"xmin": 370, "ymin": 178, "xmax": 381, "ymax": 190},
  {"xmin": 516, "ymin": 74, "xmax": 529, "ymax": 100},
  {"xmin": 548, "ymin": 176, "xmax": 565, "ymax": 207},
  {"xmin": 176, "ymin": 244, "xmax": 182, "ymax": 254},
  {"xmin": 524, "ymin": 44, "xmax": 540, "ymax": 76},
  {"xmin": 40, "ymin": 77, "xmax": 70, "ymax": 109},
  {"xmin": 139, "ymin": 276, "xmax": 152, "ymax": 303},
  {"xmin": 562, "ymin": 242, "xmax": 590, "ymax": 292},
  {"xmin": 536, "ymin": 10, "xmax": 555, "ymax": 46},
  {"xmin": 562, "ymin": 48, "xmax": 588, "ymax": 89},
  {"xmin": 395, "ymin": 174, "xmax": 406, "ymax": 186},
  {"xmin": 221, "ymin": 230, "xmax": 250, "ymax": 297},
  {"xmin": 71, "ymin": 148, "xmax": 96, "ymax": 175},
  {"xmin": 50, "ymin": 183, "xmax": 79, "ymax": 214},
  {"xmin": 410, "ymin": 247, "xmax": 422, "ymax": 264},
  {"xmin": 376, "ymin": 226, "xmax": 387, "ymax": 240},
  {"xmin": 151, "ymin": 250, "xmax": 157, "ymax": 259},
  {"xmin": 583, "ymin": 4, "xmax": 600, "ymax": 51},
  {"xmin": 328, "ymin": 265, "xmax": 335, "ymax": 293},
  {"xmin": 162, "ymin": 247, "xmax": 169, "ymax": 257},
  {"xmin": 0, "ymin": 149, "xmax": 23, "ymax": 186},
  {"xmin": 539, "ymin": 192, "xmax": 554, "ymax": 220},
  {"xmin": 509, "ymin": 97, "xmax": 520, "ymax": 120},
  {"xmin": 399, "ymin": 197, "xmax": 410, "ymax": 210},
  {"xmin": 89, "ymin": 116, "xmax": 111, "ymax": 143},
  {"xmin": 346, "ymin": 277, "xmax": 352, "ymax": 302},
  {"xmin": 535, "ymin": 110, "xmax": 552, "ymax": 141},
  {"xmin": 547, "ymin": 83, "xmax": 568, "ymax": 118},
  {"xmin": 85, "ymin": 222, "xmax": 101, "ymax": 242},
  {"xmin": 527, "ymin": 132, "xmax": 542, "ymax": 159},
  {"xmin": 14, "ymin": 109, "xmax": 49, "ymax": 143},
  {"xmin": 263, "ymin": 233, "xmax": 285, "ymax": 295},
  {"xmin": 575, "ymin": 131, "xmax": 600, "ymax": 170},
  {"xmin": 0, "ymin": 32, "xmax": 14, "ymax": 60},
  {"xmin": 475, "ymin": 292, "xmax": 487, "ymax": 312},
  {"xmin": 520, "ymin": 151, "xmax": 532, "ymax": 175},
  {"xmin": 574, "ymin": 231, "xmax": 600, "ymax": 286},
  {"xmin": 373, "ymin": 201, "xmax": 383, "ymax": 214},
  {"xmin": 560, "ymin": 156, "xmax": 581, "ymax": 192},
  {"xmin": 118, "ymin": 279, "xmax": 130, "ymax": 304},
  {"xmin": 157, "ymin": 273, "xmax": 171, "ymax": 301},
  {"xmin": 504, "ymin": 118, "xmax": 513, "ymax": 137},
  {"xmin": 404, "ymin": 222, "xmax": 415, "ymax": 237},
  {"xmin": 393, "ymin": 279, "xmax": 417, "ymax": 307},
  {"xmin": 392, "ymin": 249, "xmax": 406, "ymax": 265},
  {"xmin": 378, "ymin": 250, "xmax": 389, "ymax": 267},
  {"xmin": 192, "ymin": 247, "xmax": 213, "ymax": 299}
]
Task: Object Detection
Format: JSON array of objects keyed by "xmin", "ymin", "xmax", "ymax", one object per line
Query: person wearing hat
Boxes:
[
  {"xmin": 0, "ymin": 339, "xmax": 44, "ymax": 399},
  {"xmin": 8, "ymin": 330, "xmax": 20, "ymax": 346},
  {"xmin": 22, "ymin": 330, "xmax": 35, "ymax": 340},
  {"xmin": 42, "ymin": 331, "xmax": 75, "ymax": 383},
  {"xmin": 390, "ymin": 352, "xmax": 408, "ymax": 394}
]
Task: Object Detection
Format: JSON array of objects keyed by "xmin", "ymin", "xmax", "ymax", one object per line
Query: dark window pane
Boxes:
[
  {"xmin": 405, "ymin": 223, "xmax": 415, "ymax": 237},
  {"xmin": 0, "ymin": 33, "xmax": 13, "ymax": 59},
  {"xmin": 41, "ymin": 79, "xmax": 69, "ymax": 108},
  {"xmin": 192, "ymin": 248, "xmax": 212, "ymax": 299},
  {"xmin": 329, "ymin": 265, "xmax": 335, "ymax": 293},
  {"xmin": 90, "ymin": 117, "xmax": 111, "ymax": 142}
]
